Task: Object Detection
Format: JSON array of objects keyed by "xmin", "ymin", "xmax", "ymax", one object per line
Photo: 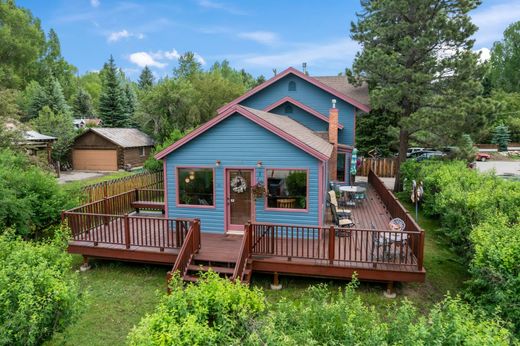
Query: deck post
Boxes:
[
  {"xmin": 134, "ymin": 188, "xmax": 139, "ymax": 213},
  {"xmin": 417, "ymin": 231, "xmax": 425, "ymax": 271},
  {"xmin": 124, "ymin": 213, "xmax": 130, "ymax": 249},
  {"xmin": 328, "ymin": 225, "xmax": 335, "ymax": 264},
  {"xmin": 246, "ymin": 221, "xmax": 252, "ymax": 254},
  {"xmin": 270, "ymin": 272, "xmax": 282, "ymax": 290},
  {"xmin": 103, "ymin": 197, "xmax": 110, "ymax": 225},
  {"xmin": 384, "ymin": 282, "xmax": 396, "ymax": 298}
]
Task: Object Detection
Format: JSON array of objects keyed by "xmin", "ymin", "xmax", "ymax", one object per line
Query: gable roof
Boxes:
[
  {"xmin": 218, "ymin": 67, "xmax": 371, "ymax": 114},
  {"xmin": 313, "ymin": 76, "xmax": 370, "ymax": 110},
  {"xmin": 24, "ymin": 130, "xmax": 56, "ymax": 142},
  {"xmin": 263, "ymin": 96, "xmax": 344, "ymax": 130},
  {"xmin": 155, "ymin": 105, "xmax": 333, "ymax": 161},
  {"xmin": 82, "ymin": 128, "xmax": 154, "ymax": 148}
]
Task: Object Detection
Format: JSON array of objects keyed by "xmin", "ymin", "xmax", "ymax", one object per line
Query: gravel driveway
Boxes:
[
  {"xmin": 476, "ymin": 161, "xmax": 520, "ymax": 176},
  {"xmin": 57, "ymin": 171, "xmax": 109, "ymax": 184}
]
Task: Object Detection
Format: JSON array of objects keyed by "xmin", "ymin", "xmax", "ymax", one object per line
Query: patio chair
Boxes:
[
  {"xmin": 388, "ymin": 218, "xmax": 407, "ymax": 260},
  {"xmin": 328, "ymin": 191, "xmax": 352, "ymax": 216},
  {"xmin": 330, "ymin": 204, "xmax": 354, "ymax": 236},
  {"xmin": 371, "ymin": 223, "xmax": 390, "ymax": 261}
]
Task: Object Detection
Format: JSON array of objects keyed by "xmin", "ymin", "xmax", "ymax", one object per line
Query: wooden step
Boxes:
[{"xmin": 187, "ymin": 264, "xmax": 234, "ymax": 275}]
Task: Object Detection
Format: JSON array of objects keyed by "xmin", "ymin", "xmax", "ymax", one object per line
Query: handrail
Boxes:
[
  {"xmin": 170, "ymin": 219, "xmax": 201, "ymax": 277},
  {"xmin": 368, "ymin": 169, "xmax": 425, "ymax": 270},
  {"xmin": 232, "ymin": 222, "xmax": 252, "ymax": 282}
]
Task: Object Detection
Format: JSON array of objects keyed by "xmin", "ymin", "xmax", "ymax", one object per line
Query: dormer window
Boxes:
[
  {"xmin": 288, "ymin": 81, "xmax": 296, "ymax": 91},
  {"xmin": 284, "ymin": 105, "xmax": 293, "ymax": 114}
]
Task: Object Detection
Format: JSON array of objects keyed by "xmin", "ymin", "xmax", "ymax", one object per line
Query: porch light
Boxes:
[
  {"xmin": 189, "ymin": 171, "xmax": 195, "ymax": 180},
  {"xmin": 257, "ymin": 161, "xmax": 262, "ymax": 168},
  {"xmin": 215, "ymin": 160, "xmax": 221, "ymax": 167},
  {"xmin": 184, "ymin": 177, "xmax": 190, "ymax": 184}
]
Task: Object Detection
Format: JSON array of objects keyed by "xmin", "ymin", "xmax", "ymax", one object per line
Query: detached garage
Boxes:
[{"xmin": 72, "ymin": 128, "xmax": 154, "ymax": 171}]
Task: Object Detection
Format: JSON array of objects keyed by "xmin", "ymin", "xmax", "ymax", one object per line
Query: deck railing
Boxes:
[
  {"xmin": 232, "ymin": 222, "xmax": 252, "ymax": 282},
  {"xmin": 168, "ymin": 219, "xmax": 201, "ymax": 286},
  {"xmin": 368, "ymin": 170, "xmax": 425, "ymax": 270},
  {"xmin": 250, "ymin": 222, "xmax": 422, "ymax": 268},
  {"xmin": 65, "ymin": 212, "xmax": 193, "ymax": 250}
]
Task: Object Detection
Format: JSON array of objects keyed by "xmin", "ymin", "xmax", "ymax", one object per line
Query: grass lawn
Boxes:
[{"xmin": 47, "ymin": 199, "xmax": 468, "ymax": 345}]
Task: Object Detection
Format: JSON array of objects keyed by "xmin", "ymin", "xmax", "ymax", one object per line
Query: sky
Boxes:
[{"xmin": 16, "ymin": 0, "xmax": 520, "ymax": 80}]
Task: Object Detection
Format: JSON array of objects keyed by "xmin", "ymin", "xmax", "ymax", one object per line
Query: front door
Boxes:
[{"xmin": 226, "ymin": 169, "xmax": 253, "ymax": 232}]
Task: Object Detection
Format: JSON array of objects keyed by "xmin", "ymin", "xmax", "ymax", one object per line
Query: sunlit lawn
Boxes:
[{"xmin": 47, "ymin": 198, "xmax": 468, "ymax": 345}]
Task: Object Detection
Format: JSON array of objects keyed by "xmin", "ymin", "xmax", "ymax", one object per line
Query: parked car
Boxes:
[
  {"xmin": 415, "ymin": 151, "xmax": 446, "ymax": 162},
  {"xmin": 476, "ymin": 152, "xmax": 491, "ymax": 162},
  {"xmin": 406, "ymin": 147, "xmax": 425, "ymax": 157},
  {"xmin": 408, "ymin": 149, "xmax": 435, "ymax": 159}
]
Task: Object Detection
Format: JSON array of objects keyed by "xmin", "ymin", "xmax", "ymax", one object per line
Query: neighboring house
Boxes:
[
  {"xmin": 72, "ymin": 128, "xmax": 154, "ymax": 171},
  {"xmin": 73, "ymin": 118, "xmax": 102, "ymax": 129},
  {"xmin": 156, "ymin": 67, "xmax": 370, "ymax": 233},
  {"xmin": 4, "ymin": 121, "xmax": 56, "ymax": 163}
]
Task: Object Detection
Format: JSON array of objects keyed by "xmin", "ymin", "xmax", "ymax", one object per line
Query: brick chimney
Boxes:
[{"xmin": 328, "ymin": 99, "xmax": 338, "ymax": 181}]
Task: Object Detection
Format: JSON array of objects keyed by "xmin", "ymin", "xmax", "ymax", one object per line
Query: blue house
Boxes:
[{"xmin": 156, "ymin": 67, "xmax": 370, "ymax": 233}]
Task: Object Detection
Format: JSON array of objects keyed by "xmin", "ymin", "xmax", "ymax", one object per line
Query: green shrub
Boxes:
[
  {"xmin": 0, "ymin": 149, "xmax": 76, "ymax": 237},
  {"xmin": 468, "ymin": 216, "xmax": 520, "ymax": 334},
  {"xmin": 127, "ymin": 271, "xmax": 265, "ymax": 346},
  {"xmin": 144, "ymin": 129, "xmax": 189, "ymax": 171},
  {"xmin": 0, "ymin": 227, "xmax": 82, "ymax": 345}
]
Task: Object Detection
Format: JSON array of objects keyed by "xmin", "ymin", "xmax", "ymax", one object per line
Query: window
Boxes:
[
  {"xmin": 266, "ymin": 169, "xmax": 307, "ymax": 210},
  {"xmin": 140, "ymin": 147, "xmax": 146, "ymax": 157},
  {"xmin": 177, "ymin": 168, "xmax": 214, "ymax": 206},
  {"xmin": 284, "ymin": 105, "xmax": 293, "ymax": 114},
  {"xmin": 337, "ymin": 153, "xmax": 346, "ymax": 182},
  {"xmin": 288, "ymin": 81, "xmax": 296, "ymax": 91}
]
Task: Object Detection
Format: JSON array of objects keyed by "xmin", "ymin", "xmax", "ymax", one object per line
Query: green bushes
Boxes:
[
  {"xmin": 127, "ymin": 271, "xmax": 265, "ymax": 345},
  {"xmin": 0, "ymin": 228, "xmax": 81, "ymax": 345},
  {"xmin": 400, "ymin": 160, "xmax": 520, "ymax": 334},
  {"xmin": 129, "ymin": 275, "xmax": 514, "ymax": 345},
  {"xmin": 0, "ymin": 149, "xmax": 76, "ymax": 237}
]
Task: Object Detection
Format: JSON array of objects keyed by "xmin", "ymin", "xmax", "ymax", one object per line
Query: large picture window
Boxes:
[
  {"xmin": 177, "ymin": 168, "xmax": 214, "ymax": 206},
  {"xmin": 266, "ymin": 169, "xmax": 307, "ymax": 210}
]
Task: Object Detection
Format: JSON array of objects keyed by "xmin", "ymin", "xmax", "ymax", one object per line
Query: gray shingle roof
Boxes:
[
  {"xmin": 313, "ymin": 76, "xmax": 369, "ymax": 110},
  {"xmin": 24, "ymin": 130, "xmax": 56, "ymax": 141},
  {"xmin": 90, "ymin": 128, "xmax": 154, "ymax": 148},
  {"xmin": 241, "ymin": 106, "xmax": 333, "ymax": 158}
]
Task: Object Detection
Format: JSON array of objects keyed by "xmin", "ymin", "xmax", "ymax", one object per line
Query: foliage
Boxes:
[
  {"xmin": 45, "ymin": 78, "xmax": 70, "ymax": 115},
  {"xmin": 348, "ymin": 0, "xmax": 483, "ymax": 191},
  {"xmin": 127, "ymin": 271, "xmax": 265, "ymax": 346},
  {"xmin": 173, "ymin": 51, "xmax": 203, "ymax": 80},
  {"xmin": 400, "ymin": 160, "xmax": 520, "ymax": 333},
  {"xmin": 0, "ymin": 87, "xmax": 23, "ymax": 148},
  {"xmin": 33, "ymin": 106, "xmax": 75, "ymax": 164},
  {"xmin": 78, "ymin": 72, "xmax": 102, "ymax": 111},
  {"xmin": 454, "ymin": 134, "xmax": 478, "ymax": 162},
  {"xmin": 467, "ymin": 216, "xmax": 520, "ymax": 334},
  {"xmin": 487, "ymin": 21, "xmax": 520, "ymax": 93},
  {"xmin": 143, "ymin": 129, "xmax": 188, "ymax": 171},
  {"xmin": 98, "ymin": 56, "xmax": 127, "ymax": 127},
  {"xmin": 355, "ymin": 108, "xmax": 397, "ymax": 156},
  {"xmin": 72, "ymin": 87, "xmax": 95, "ymax": 118},
  {"xmin": 491, "ymin": 123, "xmax": 511, "ymax": 151},
  {"xmin": 0, "ymin": 149, "xmax": 75, "ymax": 237},
  {"xmin": 138, "ymin": 66, "xmax": 154, "ymax": 89},
  {"xmin": 285, "ymin": 171, "xmax": 307, "ymax": 197},
  {"xmin": 488, "ymin": 90, "xmax": 520, "ymax": 142},
  {"xmin": 0, "ymin": 228, "xmax": 82, "ymax": 346}
]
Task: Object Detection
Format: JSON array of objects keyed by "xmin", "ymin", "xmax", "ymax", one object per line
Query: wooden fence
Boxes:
[
  {"xmin": 81, "ymin": 171, "xmax": 163, "ymax": 203},
  {"xmin": 358, "ymin": 158, "xmax": 397, "ymax": 177}
]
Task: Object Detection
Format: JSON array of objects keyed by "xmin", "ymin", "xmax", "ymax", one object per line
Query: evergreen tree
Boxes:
[
  {"xmin": 492, "ymin": 124, "xmax": 511, "ymax": 152},
  {"xmin": 173, "ymin": 52, "xmax": 202, "ymax": 80},
  {"xmin": 138, "ymin": 66, "xmax": 154, "ymax": 89},
  {"xmin": 26, "ymin": 83, "xmax": 48, "ymax": 120},
  {"xmin": 45, "ymin": 78, "xmax": 70, "ymax": 115},
  {"xmin": 72, "ymin": 88, "xmax": 95, "ymax": 118},
  {"xmin": 348, "ymin": 0, "xmax": 482, "ymax": 191},
  {"xmin": 122, "ymin": 83, "xmax": 136, "ymax": 123},
  {"xmin": 98, "ymin": 56, "xmax": 126, "ymax": 127},
  {"xmin": 487, "ymin": 21, "xmax": 520, "ymax": 93}
]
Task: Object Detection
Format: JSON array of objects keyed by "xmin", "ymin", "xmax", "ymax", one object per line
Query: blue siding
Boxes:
[
  {"xmin": 240, "ymin": 75, "xmax": 356, "ymax": 145},
  {"xmin": 165, "ymin": 113, "xmax": 322, "ymax": 233},
  {"xmin": 270, "ymin": 102, "xmax": 328, "ymax": 132}
]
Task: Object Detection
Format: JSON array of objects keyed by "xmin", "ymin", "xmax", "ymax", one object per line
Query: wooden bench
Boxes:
[{"xmin": 131, "ymin": 201, "xmax": 165, "ymax": 214}]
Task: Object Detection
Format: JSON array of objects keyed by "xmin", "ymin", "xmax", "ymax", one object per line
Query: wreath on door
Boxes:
[{"xmin": 231, "ymin": 175, "xmax": 247, "ymax": 193}]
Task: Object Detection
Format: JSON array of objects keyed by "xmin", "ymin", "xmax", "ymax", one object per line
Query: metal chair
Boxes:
[
  {"xmin": 330, "ymin": 204, "xmax": 354, "ymax": 236},
  {"xmin": 328, "ymin": 191, "xmax": 352, "ymax": 215}
]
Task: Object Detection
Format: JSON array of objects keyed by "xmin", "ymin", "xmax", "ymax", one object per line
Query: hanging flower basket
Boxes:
[
  {"xmin": 251, "ymin": 182, "xmax": 267, "ymax": 199},
  {"xmin": 231, "ymin": 175, "xmax": 247, "ymax": 193}
]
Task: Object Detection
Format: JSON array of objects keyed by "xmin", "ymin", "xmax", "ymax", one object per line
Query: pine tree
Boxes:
[
  {"xmin": 72, "ymin": 88, "xmax": 95, "ymax": 118},
  {"xmin": 138, "ymin": 66, "xmax": 154, "ymax": 89},
  {"xmin": 348, "ymin": 0, "xmax": 482, "ymax": 191},
  {"xmin": 122, "ymin": 83, "xmax": 136, "ymax": 123},
  {"xmin": 99, "ymin": 56, "xmax": 125, "ymax": 127},
  {"xmin": 27, "ymin": 83, "xmax": 48, "ymax": 120},
  {"xmin": 492, "ymin": 124, "xmax": 511, "ymax": 151},
  {"xmin": 46, "ymin": 78, "xmax": 70, "ymax": 115}
]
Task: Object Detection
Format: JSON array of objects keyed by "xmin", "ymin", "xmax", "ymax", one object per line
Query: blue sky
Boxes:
[{"xmin": 17, "ymin": 0, "xmax": 520, "ymax": 79}]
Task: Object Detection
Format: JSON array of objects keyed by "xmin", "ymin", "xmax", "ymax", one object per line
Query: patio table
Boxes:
[{"xmin": 339, "ymin": 186, "xmax": 366, "ymax": 206}]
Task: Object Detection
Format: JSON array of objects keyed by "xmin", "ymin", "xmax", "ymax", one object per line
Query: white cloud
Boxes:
[
  {"xmin": 238, "ymin": 31, "xmax": 279, "ymax": 46},
  {"xmin": 107, "ymin": 29, "xmax": 145, "ymax": 42},
  {"xmin": 195, "ymin": 53, "xmax": 206, "ymax": 65},
  {"xmin": 90, "ymin": 0, "xmax": 100, "ymax": 8},
  {"xmin": 129, "ymin": 52, "xmax": 167, "ymax": 68},
  {"xmin": 150, "ymin": 49, "xmax": 181, "ymax": 60},
  {"xmin": 196, "ymin": 0, "xmax": 246, "ymax": 15},
  {"xmin": 472, "ymin": 2, "xmax": 520, "ymax": 46},
  {"xmin": 477, "ymin": 47, "xmax": 491, "ymax": 63}
]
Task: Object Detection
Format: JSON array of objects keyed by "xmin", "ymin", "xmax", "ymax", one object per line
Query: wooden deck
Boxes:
[{"xmin": 66, "ymin": 173, "xmax": 425, "ymax": 283}]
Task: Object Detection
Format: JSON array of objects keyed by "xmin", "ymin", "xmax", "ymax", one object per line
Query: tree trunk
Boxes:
[{"xmin": 393, "ymin": 127, "xmax": 409, "ymax": 192}]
